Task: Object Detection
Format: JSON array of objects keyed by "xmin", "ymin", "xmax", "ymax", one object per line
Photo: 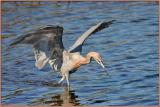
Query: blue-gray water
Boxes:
[{"xmin": 2, "ymin": 1, "xmax": 159, "ymax": 106}]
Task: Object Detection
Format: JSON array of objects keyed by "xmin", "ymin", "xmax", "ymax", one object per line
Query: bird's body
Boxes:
[
  {"xmin": 61, "ymin": 51, "xmax": 104, "ymax": 73},
  {"xmin": 10, "ymin": 20, "xmax": 115, "ymax": 88},
  {"xmin": 61, "ymin": 51, "xmax": 82, "ymax": 73}
]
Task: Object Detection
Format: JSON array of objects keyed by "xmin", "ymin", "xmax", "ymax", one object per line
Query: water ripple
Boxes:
[{"xmin": 2, "ymin": 1, "xmax": 159, "ymax": 106}]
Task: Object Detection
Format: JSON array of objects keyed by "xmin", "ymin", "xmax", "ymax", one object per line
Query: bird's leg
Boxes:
[
  {"xmin": 65, "ymin": 73, "xmax": 70, "ymax": 88},
  {"xmin": 58, "ymin": 75, "xmax": 65, "ymax": 84}
]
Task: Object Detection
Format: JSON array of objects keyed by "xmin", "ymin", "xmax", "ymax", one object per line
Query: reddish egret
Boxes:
[{"xmin": 10, "ymin": 20, "xmax": 115, "ymax": 87}]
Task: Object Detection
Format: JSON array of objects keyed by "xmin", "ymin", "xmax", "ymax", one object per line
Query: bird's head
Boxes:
[{"xmin": 87, "ymin": 52, "xmax": 105, "ymax": 68}]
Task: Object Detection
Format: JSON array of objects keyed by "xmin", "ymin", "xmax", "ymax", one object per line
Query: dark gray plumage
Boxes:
[{"xmin": 10, "ymin": 25, "xmax": 64, "ymax": 69}]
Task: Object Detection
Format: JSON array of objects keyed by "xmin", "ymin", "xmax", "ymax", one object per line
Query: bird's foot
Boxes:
[{"xmin": 67, "ymin": 85, "xmax": 70, "ymax": 91}]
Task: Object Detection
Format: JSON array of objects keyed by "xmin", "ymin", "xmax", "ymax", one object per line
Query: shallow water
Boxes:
[{"xmin": 1, "ymin": 1, "xmax": 159, "ymax": 106}]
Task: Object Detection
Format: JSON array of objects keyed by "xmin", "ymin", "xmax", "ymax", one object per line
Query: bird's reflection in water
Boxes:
[
  {"xmin": 31, "ymin": 87, "xmax": 80, "ymax": 106},
  {"xmin": 50, "ymin": 88, "xmax": 80, "ymax": 106}
]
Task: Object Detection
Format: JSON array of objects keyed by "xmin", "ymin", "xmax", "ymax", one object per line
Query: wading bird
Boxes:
[{"xmin": 10, "ymin": 20, "xmax": 115, "ymax": 87}]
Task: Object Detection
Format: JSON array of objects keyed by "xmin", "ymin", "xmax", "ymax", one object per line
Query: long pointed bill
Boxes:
[
  {"xmin": 95, "ymin": 59, "xmax": 105, "ymax": 68},
  {"xmin": 99, "ymin": 61, "xmax": 105, "ymax": 68}
]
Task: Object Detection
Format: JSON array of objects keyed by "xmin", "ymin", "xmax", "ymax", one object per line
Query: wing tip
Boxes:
[
  {"xmin": 103, "ymin": 19, "xmax": 116, "ymax": 25},
  {"xmin": 38, "ymin": 25, "xmax": 63, "ymax": 31},
  {"xmin": 9, "ymin": 37, "xmax": 23, "ymax": 46}
]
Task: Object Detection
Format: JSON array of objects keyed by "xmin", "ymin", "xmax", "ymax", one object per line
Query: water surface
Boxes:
[{"xmin": 2, "ymin": 1, "xmax": 159, "ymax": 106}]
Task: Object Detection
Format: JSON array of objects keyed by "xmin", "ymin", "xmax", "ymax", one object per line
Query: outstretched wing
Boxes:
[
  {"xmin": 68, "ymin": 20, "xmax": 115, "ymax": 52},
  {"xmin": 10, "ymin": 25, "xmax": 64, "ymax": 70}
]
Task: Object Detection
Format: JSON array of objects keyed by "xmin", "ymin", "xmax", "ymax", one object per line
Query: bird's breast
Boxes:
[{"xmin": 61, "ymin": 51, "xmax": 82, "ymax": 74}]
